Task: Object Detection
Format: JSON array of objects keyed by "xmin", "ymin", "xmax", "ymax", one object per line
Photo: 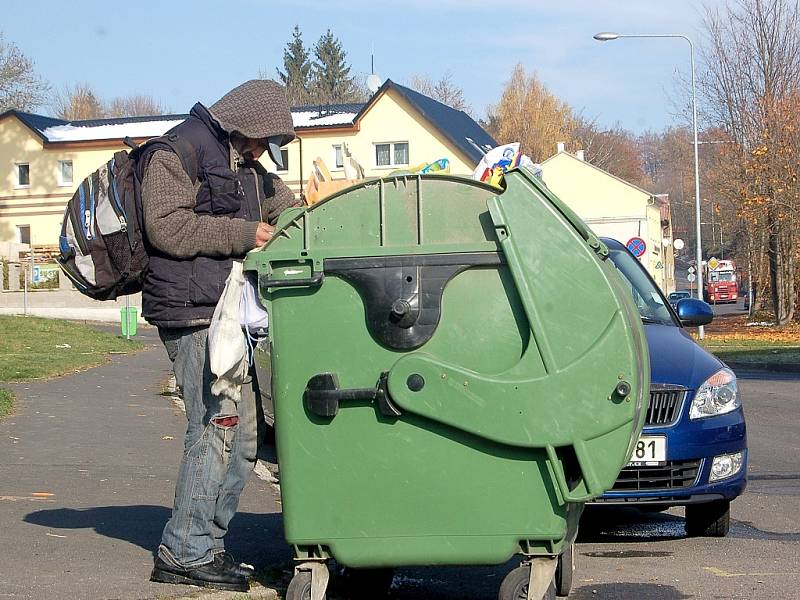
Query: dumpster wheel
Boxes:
[
  {"xmin": 286, "ymin": 571, "xmax": 315, "ymax": 600},
  {"xmin": 499, "ymin": 563, "xmax": 556, "ymax": 600},
  {"xmin": 288, "ymin": 562, "xmax": 329, "ymax": 600},
  {"xmin": 555, "ymin": 542, "xmax": 575, "ymax": 597}
]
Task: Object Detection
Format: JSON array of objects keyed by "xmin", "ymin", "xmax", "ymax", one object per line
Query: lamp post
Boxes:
[{"xmin": 594, "ymin": 31, "xmax": 705, "ymax": 338}]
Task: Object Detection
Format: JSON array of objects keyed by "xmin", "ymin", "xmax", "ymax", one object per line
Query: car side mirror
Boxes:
[{"xmin": 676, "ymin": 298, "xmax": 714, "ymax": 326}]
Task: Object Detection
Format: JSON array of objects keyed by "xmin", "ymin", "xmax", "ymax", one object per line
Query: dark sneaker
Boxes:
[
  {"xmin": 150, "ymin": 554, "xmax": 248, "ymax": 592},
  {"xmin": 219, "ymin": 551, "xmax": 255, "ymax": 579}
]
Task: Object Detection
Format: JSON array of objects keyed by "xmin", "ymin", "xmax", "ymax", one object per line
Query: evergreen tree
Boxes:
[
  {"xmin": 310, "ymin": 30, "xmax": 363, "ymax": 104},
  {"xmin": 276, "ymin": 25, "xmax": 311, "ymax": 106}
]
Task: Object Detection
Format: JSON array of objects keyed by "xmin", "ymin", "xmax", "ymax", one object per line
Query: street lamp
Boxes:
[{"xmin": 594, "ymin": 31, "xmax": 705, "ymax": 338}]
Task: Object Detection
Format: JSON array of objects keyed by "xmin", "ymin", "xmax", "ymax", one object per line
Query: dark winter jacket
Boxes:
[{"xmin": 140, "ymin": 80, "xmax": 296, "ymax": 328}]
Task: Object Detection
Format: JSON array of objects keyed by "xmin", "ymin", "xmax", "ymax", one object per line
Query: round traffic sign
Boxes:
[
  {"xmin": 626, "ymin": 237, "xmax": 647, "ymax": 258},
  {"xmin": 688, "ymin": 273, "xmax": 696, "ymax": 282}
]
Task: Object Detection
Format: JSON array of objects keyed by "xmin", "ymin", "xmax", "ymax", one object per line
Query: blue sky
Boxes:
[{"xmin": 4, "ymin": 0, "xmax": 721, "ymax": 133}]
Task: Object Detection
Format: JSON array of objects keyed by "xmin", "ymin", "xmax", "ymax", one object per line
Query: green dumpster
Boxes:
[{"xmin": 244, "ymin": 167, "xmax": 649, "ymax": 600}]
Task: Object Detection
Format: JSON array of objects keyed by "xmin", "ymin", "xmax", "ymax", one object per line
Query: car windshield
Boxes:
[
  {"xmin": 607, "ymin": 249, "xmax": 675, "ymax": 326},
  {"xmin": 668, "ymin": 292, "xmax": 690, "ymax": 301}
]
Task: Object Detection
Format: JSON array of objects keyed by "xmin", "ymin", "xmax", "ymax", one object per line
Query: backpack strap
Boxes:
[
  {"xmin": 133, "ymin": 133, "xmax": 199, "ymax": 185},
  {"xmin": 159, "ymin": 133, "xmax": 199, "ymax": 184}
]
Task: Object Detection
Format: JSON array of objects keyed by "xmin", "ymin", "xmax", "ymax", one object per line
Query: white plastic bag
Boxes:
[
  {"xmin": 240, "ymin": 270, "xmax": 269, "ymax": 365},
  {"xmin": 209, "ymin": 261, "xmax": 248, "ymax": 398},
  {"xmin": 240, "ymin": 271, "xmax": 269, "ymax": 336}
]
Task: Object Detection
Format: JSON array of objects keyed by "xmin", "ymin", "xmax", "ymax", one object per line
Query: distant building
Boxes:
[
  {"xmin": 540, "ymin": 149, "xmax": 676, "ymax": 293},
  {"xmin": 0, "ymin": 79, "xmax": 495, "ymax": 248}
]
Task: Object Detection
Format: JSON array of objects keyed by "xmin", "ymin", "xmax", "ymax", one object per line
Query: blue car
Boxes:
[{"xmin": 593, "ymin": 238, "xmax": 747, "ymax": 537}]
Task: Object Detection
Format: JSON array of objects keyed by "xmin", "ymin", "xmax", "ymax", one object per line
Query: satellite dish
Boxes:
[
  {"xmin": 366, "ymin": 74, "xmax": 382, "ymax": 93},
  {"xmin": 673, "ymin": 238, "xmax": 685, "ymax": 250}
]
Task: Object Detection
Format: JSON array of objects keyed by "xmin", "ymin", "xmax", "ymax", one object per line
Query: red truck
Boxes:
[{"xmin": 704, "ymin": 259, "xmax": 738, "ymax": 304}]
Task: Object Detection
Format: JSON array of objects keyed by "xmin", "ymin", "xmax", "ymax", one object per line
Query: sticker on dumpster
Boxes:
[{"xmin": 627, "ymin": 237, "xmax": 646, "ymax": 258}]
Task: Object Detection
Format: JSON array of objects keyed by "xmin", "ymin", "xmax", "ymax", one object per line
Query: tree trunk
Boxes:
[{"xmin": 767, "ymin": 203, "xmax": 784, "ymax": 323}]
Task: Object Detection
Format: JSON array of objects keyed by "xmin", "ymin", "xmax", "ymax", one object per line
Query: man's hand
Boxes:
[{"xmin": 255, "ymin": 222, "xmax": 275, "ymax": 247}]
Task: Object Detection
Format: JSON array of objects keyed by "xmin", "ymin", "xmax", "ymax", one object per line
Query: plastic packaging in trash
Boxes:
[
  {"xmin": 390, "ymin": 158, "xmax": 450, "ymax": 177},
  {"xmin": 473, "ymin": 142, "xmax": 541, "ymax": 186}
]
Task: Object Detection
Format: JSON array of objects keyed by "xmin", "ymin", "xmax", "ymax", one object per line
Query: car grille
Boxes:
[
  {"xmin": 646, "ymin": 385, "xmax": 687, "ymax": 426},
  {"xmin": 610, "ymin": 459, "xmax": 702, "ymax": 492}
]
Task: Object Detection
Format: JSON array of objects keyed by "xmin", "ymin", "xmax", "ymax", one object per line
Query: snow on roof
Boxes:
[
  {"xmin": 42, "ymin": 119, "xmax": 185, "ymax": 142},
  {"xmin": 37, "ymin": 107, "xmax": 358, "ymax": 142},
  {"xmin": 291, "ymin": 109, "xmax": 358, "ymax": 128}
]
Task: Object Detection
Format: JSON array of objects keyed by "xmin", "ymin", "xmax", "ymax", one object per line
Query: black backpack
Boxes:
[{"xmin": 57, "ymin": 134, "xmax": 197, "ymax": 300}]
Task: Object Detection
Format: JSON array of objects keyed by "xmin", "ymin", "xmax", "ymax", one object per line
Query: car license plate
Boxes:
[{"xmin": 628, "ymin": 436, "xmax": 667, "ymax": 466}]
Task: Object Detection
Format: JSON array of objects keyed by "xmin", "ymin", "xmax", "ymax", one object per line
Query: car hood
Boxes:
[{"xmin": 645, "ymin": 324, "xmax": 725, "ymax": 389}]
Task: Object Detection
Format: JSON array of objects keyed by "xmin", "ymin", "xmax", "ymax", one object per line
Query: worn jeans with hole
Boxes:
[{"xmin": 157, "ymin": 325, "xmax": 265, "ymax": 568}]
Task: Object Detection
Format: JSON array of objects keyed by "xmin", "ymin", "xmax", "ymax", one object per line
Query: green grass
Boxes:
[
  {"xmin": 0, "ymin": 388, "xmax": 13, "ymax": 419},
  {"xmin": 701, "ymin": 338, "xmax": 800, "ymax": 369},
  {"xmin": 0, "ymin": 315, "xmax": 143, "ymax": 384}
]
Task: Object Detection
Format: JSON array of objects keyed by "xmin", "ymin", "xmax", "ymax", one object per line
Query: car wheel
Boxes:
[{"xmin": 685, "ymin": 500, "xmax": 730, "ymax": 537}]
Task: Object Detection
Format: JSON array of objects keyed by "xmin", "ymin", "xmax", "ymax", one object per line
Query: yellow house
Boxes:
[
  {"xmin": 540, "ymin": 150, "xmax": 676, "ymax": 293},
  {"xmin": 0, "ymin": 79, "xmax": 496, "ymax": 249}
]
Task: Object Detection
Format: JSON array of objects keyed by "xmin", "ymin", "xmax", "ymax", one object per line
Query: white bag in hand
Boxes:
[
  {"xmin": 240, "ymin": 271, "xmax": 269, "ymax": 337},
  {"xmin": 209, "ymin": 261, "xmax": 248, "ymax": 398},
  {"xmin": 240, "ymin": 270, "xmax": 269, "ymax": 366}
]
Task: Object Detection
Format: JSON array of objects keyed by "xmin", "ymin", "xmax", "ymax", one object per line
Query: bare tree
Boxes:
[
  {"xmin": 408, "ymin": 71, "xmax": 470, "ymax": 112},
  {"xmin": 572, "ymin": 117, "xmax": 647, "ymax": 187},
  {"xmin": 0, "ymin": 33, "xmax": 49, "ymax": 112},
  {"xmin": 106, "ymin": 94, "xmax": 168, "ymax": 117},
  {"xmin": 698, "ymin": 0, "xmax": 800, "ymax": 323},
  {"xmin": 51, "ymin": 83, "xmax": 105, "ymax": 120}
]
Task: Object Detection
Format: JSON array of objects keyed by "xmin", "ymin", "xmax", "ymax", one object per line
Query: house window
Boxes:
[
  {"xmin": 374, "ymin": 142, "xmax": 409, "ymax": 168},
  {"xmin": 16, "ymin": 163, "xmax": 30, "ymax": 187},
  {"xmin": 333, "ymin": 145, "xmax": 344, "ymax": 169},
  {"xmin": 58, "ymin": 160, "xmax": 73, "ymax": 186},
  {"xmin": 17, "ymin": 225, "xmax": 31, "ymax": 245},
  {"xmin": 277, "ymin": 148, "xmax": 289, "ymax": 172},
  {"xmin": 394, "ymin": 142, "xmax": 409, "ymax": 165}
]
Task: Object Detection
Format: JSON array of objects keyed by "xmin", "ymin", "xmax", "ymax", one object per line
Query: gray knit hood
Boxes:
[{"xmin": 208, "ymin": 80, "xmax": 295, "ymax": 146}]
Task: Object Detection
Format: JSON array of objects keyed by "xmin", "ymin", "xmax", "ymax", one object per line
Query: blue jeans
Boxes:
[{"xmin": 157, "ymin": 325, "xmax": 265, "ymax": 568}]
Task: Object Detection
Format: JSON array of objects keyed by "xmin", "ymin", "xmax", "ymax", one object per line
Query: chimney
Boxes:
[
  {"xmin": 576, "ymin": 149, "xmax": 585, "ymax": 161},
  {"xmin": 557, "ymin": 141, "xmax": 565, "ymax": 153}
]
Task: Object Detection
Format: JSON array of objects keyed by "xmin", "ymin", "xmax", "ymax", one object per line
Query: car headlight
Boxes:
[{"xmin": 690, "ymin": 368, "xmax": 739, "ymax": 419}]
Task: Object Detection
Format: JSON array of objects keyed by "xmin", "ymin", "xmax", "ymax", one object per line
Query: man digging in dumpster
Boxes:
[{"xmin": 140, "ymin": 80, "xmax": 297, "ymax": 592}]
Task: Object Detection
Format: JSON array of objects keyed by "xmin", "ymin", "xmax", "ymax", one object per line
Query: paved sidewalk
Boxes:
[{"xmin": 0, "ymin": 330, "xmax": 288, "ymax": 599}]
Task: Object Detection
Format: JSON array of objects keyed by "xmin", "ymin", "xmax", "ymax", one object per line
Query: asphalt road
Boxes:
[
  {"xmin": 388, "ymin": 371, "xmax": 800, "ymax": 600},
  {"xmin": 0, "ymin": 331, "xmax": 797, "ymax": 599},
  {"xmin": 710, "ymin": 298, "xmax": 747, "ymax": 318}
]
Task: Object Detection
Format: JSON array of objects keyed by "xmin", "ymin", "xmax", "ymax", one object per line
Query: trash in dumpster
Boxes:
[{"xmin": 473, "ymin": 142, "xmax": 541, "ymax": 187}]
